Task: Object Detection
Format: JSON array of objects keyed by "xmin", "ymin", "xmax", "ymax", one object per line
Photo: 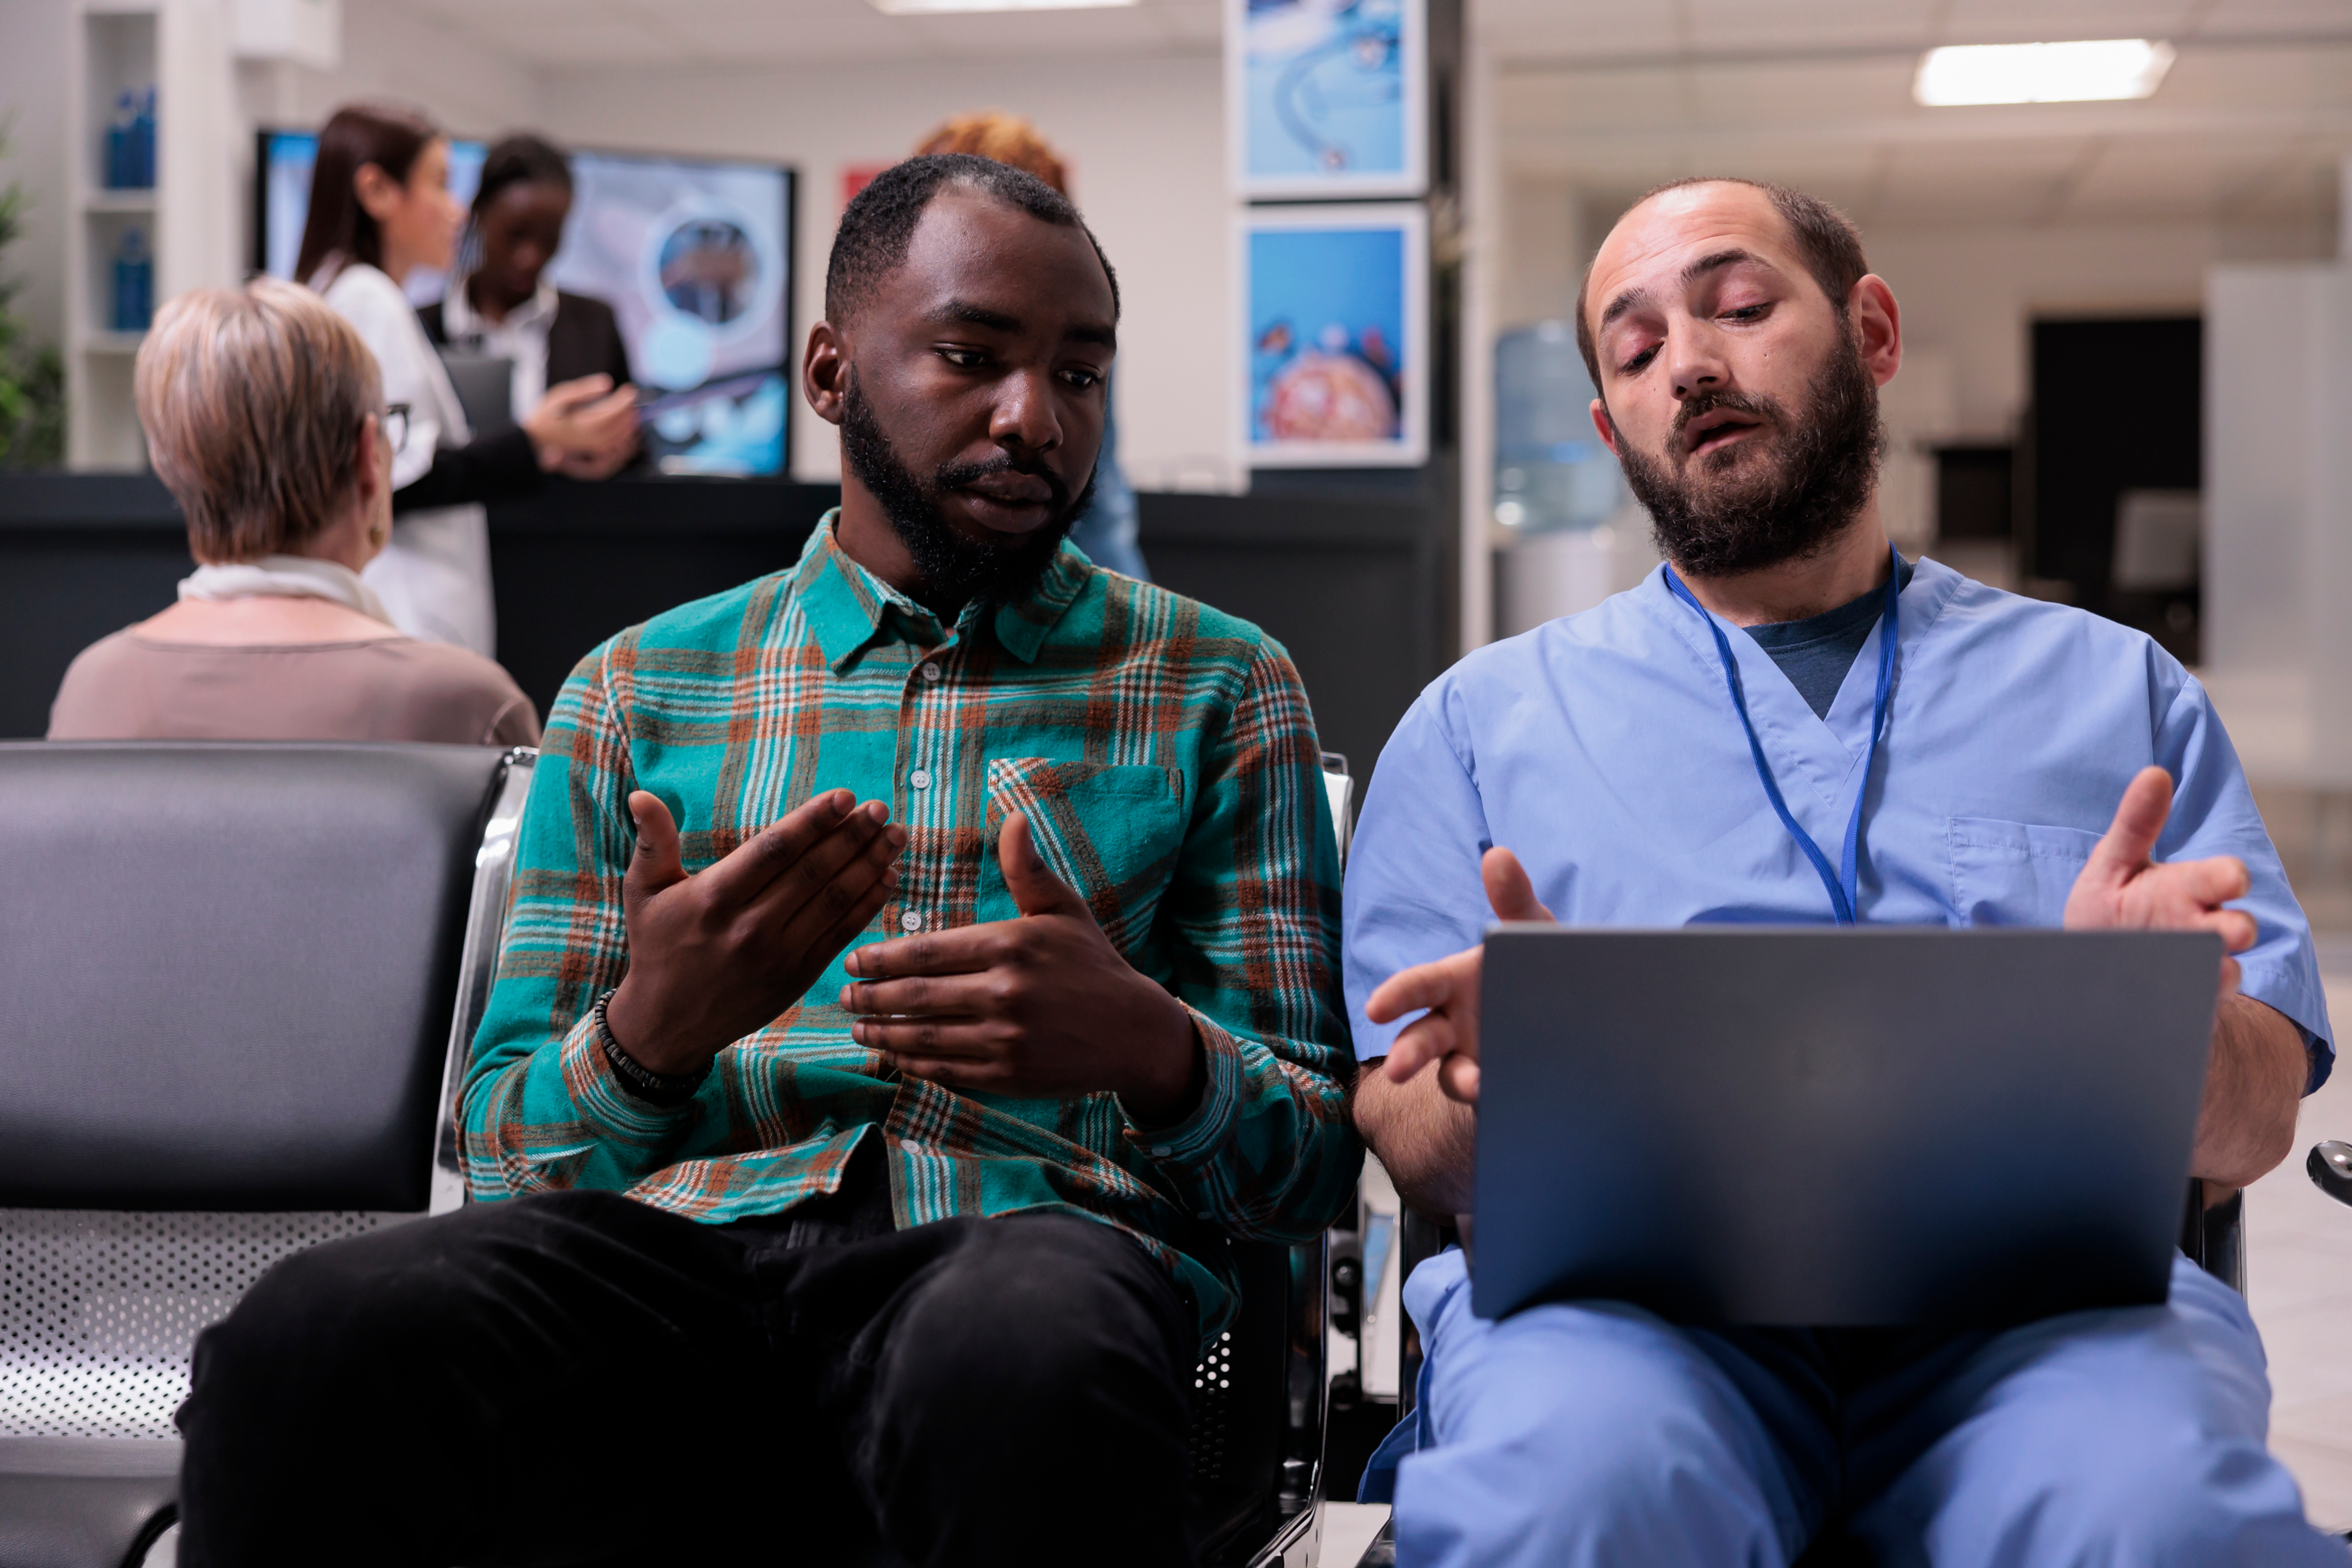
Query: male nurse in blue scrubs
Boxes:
[{"xmin": 1344, "ymin": 176, "xmax": 2345, "ymax": 1567}]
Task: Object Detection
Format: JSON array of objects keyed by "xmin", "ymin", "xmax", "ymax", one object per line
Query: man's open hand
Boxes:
[
  {"xmin": 841, "ymin": 814, "xmax": 1203, "ymax": 1125},
  {"xmin": 603, "ymin": 788, "xmax": 906, "ymax": 1075},
  {"xmin": 1369, "ymin": 848, "xmax": 1553, "ymax": 1104},
  {"xmin": 2065, "ymin": 765, "xmax": 2257, "ymax": 993}
]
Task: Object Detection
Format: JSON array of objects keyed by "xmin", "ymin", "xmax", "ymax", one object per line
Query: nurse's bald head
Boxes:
[
  {"xmin": 1574, "ymin": 178, "xmax": 1869, "ymax": 395},
  {"xmin": 1575, "ymin": 178, "xmax": 1901, "ymax": 581}
]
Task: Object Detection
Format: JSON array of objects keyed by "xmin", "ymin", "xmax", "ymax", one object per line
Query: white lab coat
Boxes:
[{"xmin": 317, "ymin": 262, "xmax": 498, "ymax": 658}]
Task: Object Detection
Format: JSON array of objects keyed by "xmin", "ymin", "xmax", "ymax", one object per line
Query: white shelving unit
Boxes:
[{"xmin": 65, "ymin": 0, "xmax": 238, "ymax": 469}]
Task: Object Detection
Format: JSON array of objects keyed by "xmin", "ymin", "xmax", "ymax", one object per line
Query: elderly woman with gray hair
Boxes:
[{"xmin": 46, "ymin": 278, "xmax": 539, "ymax": 745}]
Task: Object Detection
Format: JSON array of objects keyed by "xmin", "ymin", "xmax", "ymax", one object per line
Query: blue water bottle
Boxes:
[
  {"xmin": 113, "ymin": 226, "xmax": 152, "ymax": 332},
  {"xmin": 105, "ymin": 92, "xmax": 134, "ymax": 189},
  {"xmin": 134, "ymin": 86, "xmax": 156, "ymax": 187}
]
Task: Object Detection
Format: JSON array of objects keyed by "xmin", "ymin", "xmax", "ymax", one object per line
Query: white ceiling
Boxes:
[
  {"xmin": 383, "ymin": 0, "xmax": 2352, "ymax": 231},
  {"xmin": 388, "ymin": 0, "xmax": 2352, "ymax": 73},
  {"xmin": 1491, "ymin": 0, "xmax": 2352, "ymax": 232},
  {"xmin": 385, "ymin": 0, "xmax": 1222, "ymax": 69},
  {"xmin": 1478, "ymin": 0, "xmax": 2351, "ymax": 62}
]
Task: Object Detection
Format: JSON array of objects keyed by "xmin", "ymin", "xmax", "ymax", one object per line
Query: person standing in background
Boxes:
[
  {"xmin": 422, "ymin": 134, "xmax": 635, "ymax": 437},
  {"xmin": 913, "ymin": 111, "xmax": 1149, "ymax": 581},
  {"xmin": 295, "ymin": 105, "xmax": 639, "ymax": 657}
]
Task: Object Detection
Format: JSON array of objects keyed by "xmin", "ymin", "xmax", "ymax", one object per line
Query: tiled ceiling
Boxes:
[
  {"xmin": 1480, "ymin": 0, "xmax": 2351, "ymax": 62},
  {"xmin": 1488, "ymin": 0, "xmax": 2352, "ymax": 230},
  {"xmin": 377, "ymin": 0, "xmax": 2352, "ymax": 229}
]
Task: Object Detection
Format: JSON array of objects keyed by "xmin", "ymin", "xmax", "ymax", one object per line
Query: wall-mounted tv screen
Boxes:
[{"xmin": 258, "ymin": 128, "xmax": 795, "ymax": 477}]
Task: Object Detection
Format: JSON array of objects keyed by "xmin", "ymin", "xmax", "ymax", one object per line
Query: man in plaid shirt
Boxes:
[{"xmin": 176, "ymin": 155, "xmax": 1360, "ymax": 1568}]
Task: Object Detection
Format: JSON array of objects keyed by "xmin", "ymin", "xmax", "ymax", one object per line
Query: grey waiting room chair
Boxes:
[
  {"xmin": 0, "ymin": 741, "xmax": 534, "ymax": 1568},
  {"xmin": 0, "ymin": 739, "xmax": 1342, "ymax": 1568},
  {"xmin": 1169, "ymin": 752, "xmax": 1358, "ymax": 1568}
]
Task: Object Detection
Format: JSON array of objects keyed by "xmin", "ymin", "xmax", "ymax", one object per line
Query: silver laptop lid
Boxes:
[{"xmin": 1473, "ymin": 926, "xmax": 2218, "ymax": 1326}]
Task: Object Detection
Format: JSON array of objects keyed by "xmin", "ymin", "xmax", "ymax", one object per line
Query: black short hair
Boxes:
[
  {"xmin": 1575, "ymin": 176, "xmax": 1869, "ymax": 391},
  {"xmin": 825, "ymin": 152, "xmax": 1119, "ymax": 327},
  {"xmin": 473, "ymin": 134, "xmax": 573, "ymax": 219}
]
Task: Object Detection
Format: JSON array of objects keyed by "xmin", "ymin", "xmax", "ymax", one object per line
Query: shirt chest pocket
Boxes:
[
  {"xmin": 981, "ymin": 759, "xmax": 1188, "ymax": 954},
  {"xmin": 1948, "ymin": 816, "xmax": 2104, "ymax": 927}
]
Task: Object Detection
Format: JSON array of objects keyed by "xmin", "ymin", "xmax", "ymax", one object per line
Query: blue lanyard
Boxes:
[{"xmin": 1662, "ymin": 544, "xmax": 1901, "ymax": 925}]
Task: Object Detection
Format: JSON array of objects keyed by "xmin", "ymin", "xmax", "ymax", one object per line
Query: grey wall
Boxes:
[{"xmin": 0, "ymin": 0, "xmax": 72, "ymax": 353}]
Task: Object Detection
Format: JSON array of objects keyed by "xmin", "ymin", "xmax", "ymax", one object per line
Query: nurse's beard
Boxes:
[{"xmin": 1615, "ymin": 322, "xmax": 1884, "ymax": 581}]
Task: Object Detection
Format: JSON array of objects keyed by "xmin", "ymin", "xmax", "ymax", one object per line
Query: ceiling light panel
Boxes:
[{"xmin": 1914, "ymin": 39, "xmax": 2176, "ymax": 107}]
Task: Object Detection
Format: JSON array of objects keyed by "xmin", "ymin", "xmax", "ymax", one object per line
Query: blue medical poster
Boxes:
[
  {"xmin": 1228, "ymin": 0, "xmax": 1426, "ymax": 197},
  {"xmin": 1241, "ymin": 204, "xmax": 1427, "ymax": 467}
]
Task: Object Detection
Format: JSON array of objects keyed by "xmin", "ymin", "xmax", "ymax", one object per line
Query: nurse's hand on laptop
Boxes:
[
  {"xmin": 2062, "ymin": 764, "xmax": 2257, "ymax": 994},
  {"xmin": 1369, "ymin": 847, "xmax": 1553, "ymax": 1104}
]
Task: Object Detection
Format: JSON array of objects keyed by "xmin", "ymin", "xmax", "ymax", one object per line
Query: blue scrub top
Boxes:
[{"xmin": 1342, "ymin": 556, "xmax": 2334, "ymax": 1092}]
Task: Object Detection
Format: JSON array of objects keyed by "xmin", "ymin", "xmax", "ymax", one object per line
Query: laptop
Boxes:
[{"xmin": 1473, "ymin": 926, "xmax": 2221, "ymax": 1326}]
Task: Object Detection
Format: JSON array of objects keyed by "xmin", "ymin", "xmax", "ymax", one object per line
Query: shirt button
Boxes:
[
  {"xmin": 900, "ymin": 910, "xmax": 924, "ymax": 932},
  {"xmin": 910, "ymin": 768, "xmax": 931, "ymax": 790},
  {"xmin": 1151, "ymin": 1144, "xmax": 1173, "ymax": 1157},
  {"xmin": 921, "ymin": 662, "xmax": 942, "ymax": 682}
]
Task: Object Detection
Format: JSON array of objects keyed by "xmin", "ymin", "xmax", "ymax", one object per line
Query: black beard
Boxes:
[
  {"xmin": 838, "ymin": 372, "xmax": 1094, "ymax": 613},
  {"xmin": 1614, "ymin": 323, "xmax": 1884, "ymax": 579}
]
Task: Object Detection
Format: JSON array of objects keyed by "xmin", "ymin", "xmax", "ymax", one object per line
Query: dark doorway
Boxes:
[
  {"xmin": 2025, "ymin": 316, "xmax": 2201, "ymax": 661},
  {"xmin": 1935, "ymin": 444, "xmax": 2014, "ymax": 542}
]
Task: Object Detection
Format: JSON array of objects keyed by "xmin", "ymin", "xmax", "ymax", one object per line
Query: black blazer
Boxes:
[
  {"xmin": 419, "ymin": 289, "xmax": 634, "ymax": 391},
  {"xmin": 397, "ymin": 290, "xmax": 637, "ymax": 514}
]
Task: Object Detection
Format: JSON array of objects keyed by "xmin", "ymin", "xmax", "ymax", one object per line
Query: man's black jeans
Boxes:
[{"xmin": 174, "ymin": 1163, "xmax": 1197, "ymax": 1568}]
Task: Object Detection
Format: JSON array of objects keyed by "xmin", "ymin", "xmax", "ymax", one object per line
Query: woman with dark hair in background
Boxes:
[
  {"xmin": 422, "ymin": 134, "xmax": 634, "ymax": 438},
  {"xmin": 295, "ymin": 104, "xmax": 638, "ymax": 657}
]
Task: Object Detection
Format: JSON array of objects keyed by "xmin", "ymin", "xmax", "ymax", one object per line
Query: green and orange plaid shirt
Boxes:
[{"xmin": 462, "ymin": 513, "xmax": 1361, "ymax": 1336}]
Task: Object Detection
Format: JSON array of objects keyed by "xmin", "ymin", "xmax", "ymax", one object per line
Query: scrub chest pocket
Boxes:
[
  {"xmin": 1948, "ymin": 817, "xmax": 2104, "ymax": 927},
  {"xmin": 981, "ymin": 758, "xmax": 1188, "ymax": 952}
]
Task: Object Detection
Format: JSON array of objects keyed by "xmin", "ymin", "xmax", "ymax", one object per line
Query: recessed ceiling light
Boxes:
[
  {"xmin": 870, "ymin": 0, "xmax": 1137, "ymax": 12},
  {"xmin": 1914, "ymin": 39, "xmax": 2176, "ymax": 106}
]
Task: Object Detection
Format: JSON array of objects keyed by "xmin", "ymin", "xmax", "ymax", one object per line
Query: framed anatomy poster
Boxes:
[
  {"xmin": 1239, "ymin": 203, "xmax": 1429, "ymax": 468},
  {"xmin": 1228, "ymin": 0, "xmax": 1426, "ymax": 200}
]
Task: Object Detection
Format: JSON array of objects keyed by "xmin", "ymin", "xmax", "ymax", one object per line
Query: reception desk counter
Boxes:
[{"xmin": 0, "ymin": 473, "xmax": 1449, "ymax": 778}]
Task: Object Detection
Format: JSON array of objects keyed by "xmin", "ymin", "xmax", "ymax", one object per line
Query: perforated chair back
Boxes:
[
  {"xmin": 1178, "ymin": 748, "xmax": 1348, "ymax": 1567},
  {"xmin": 0, "ymin": 742, "xmax": 534, "ymax": 1567},
  {"xmin": 1187, "ymin": 1236, "xmax": 1326, "ymax": 1567}
]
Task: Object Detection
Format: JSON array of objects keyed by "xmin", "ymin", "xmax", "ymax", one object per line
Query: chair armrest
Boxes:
[
  {"xmin": 2308, "ymin": 1140, "xmax": 2352, "ymax": 1208},
  {"xmin": 429, "ymin": 748, "xmax": 539, "ymax": 1214}
]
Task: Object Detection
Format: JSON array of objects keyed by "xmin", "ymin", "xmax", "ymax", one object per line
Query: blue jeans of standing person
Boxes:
[{"xmin": 1371, "ymin": 1249, "xmax": 2344, "ymax": 1567}]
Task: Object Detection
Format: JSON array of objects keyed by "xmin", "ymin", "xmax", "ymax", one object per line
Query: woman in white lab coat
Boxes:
[{"xmin": 293, "ymin": 105, "xmax": 637, "ymax": 657}]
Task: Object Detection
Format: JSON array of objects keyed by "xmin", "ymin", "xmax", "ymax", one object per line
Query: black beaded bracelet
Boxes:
[{"xmin": 592, "ymin": 988, "xmax": 710, "ymax": 1107}]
